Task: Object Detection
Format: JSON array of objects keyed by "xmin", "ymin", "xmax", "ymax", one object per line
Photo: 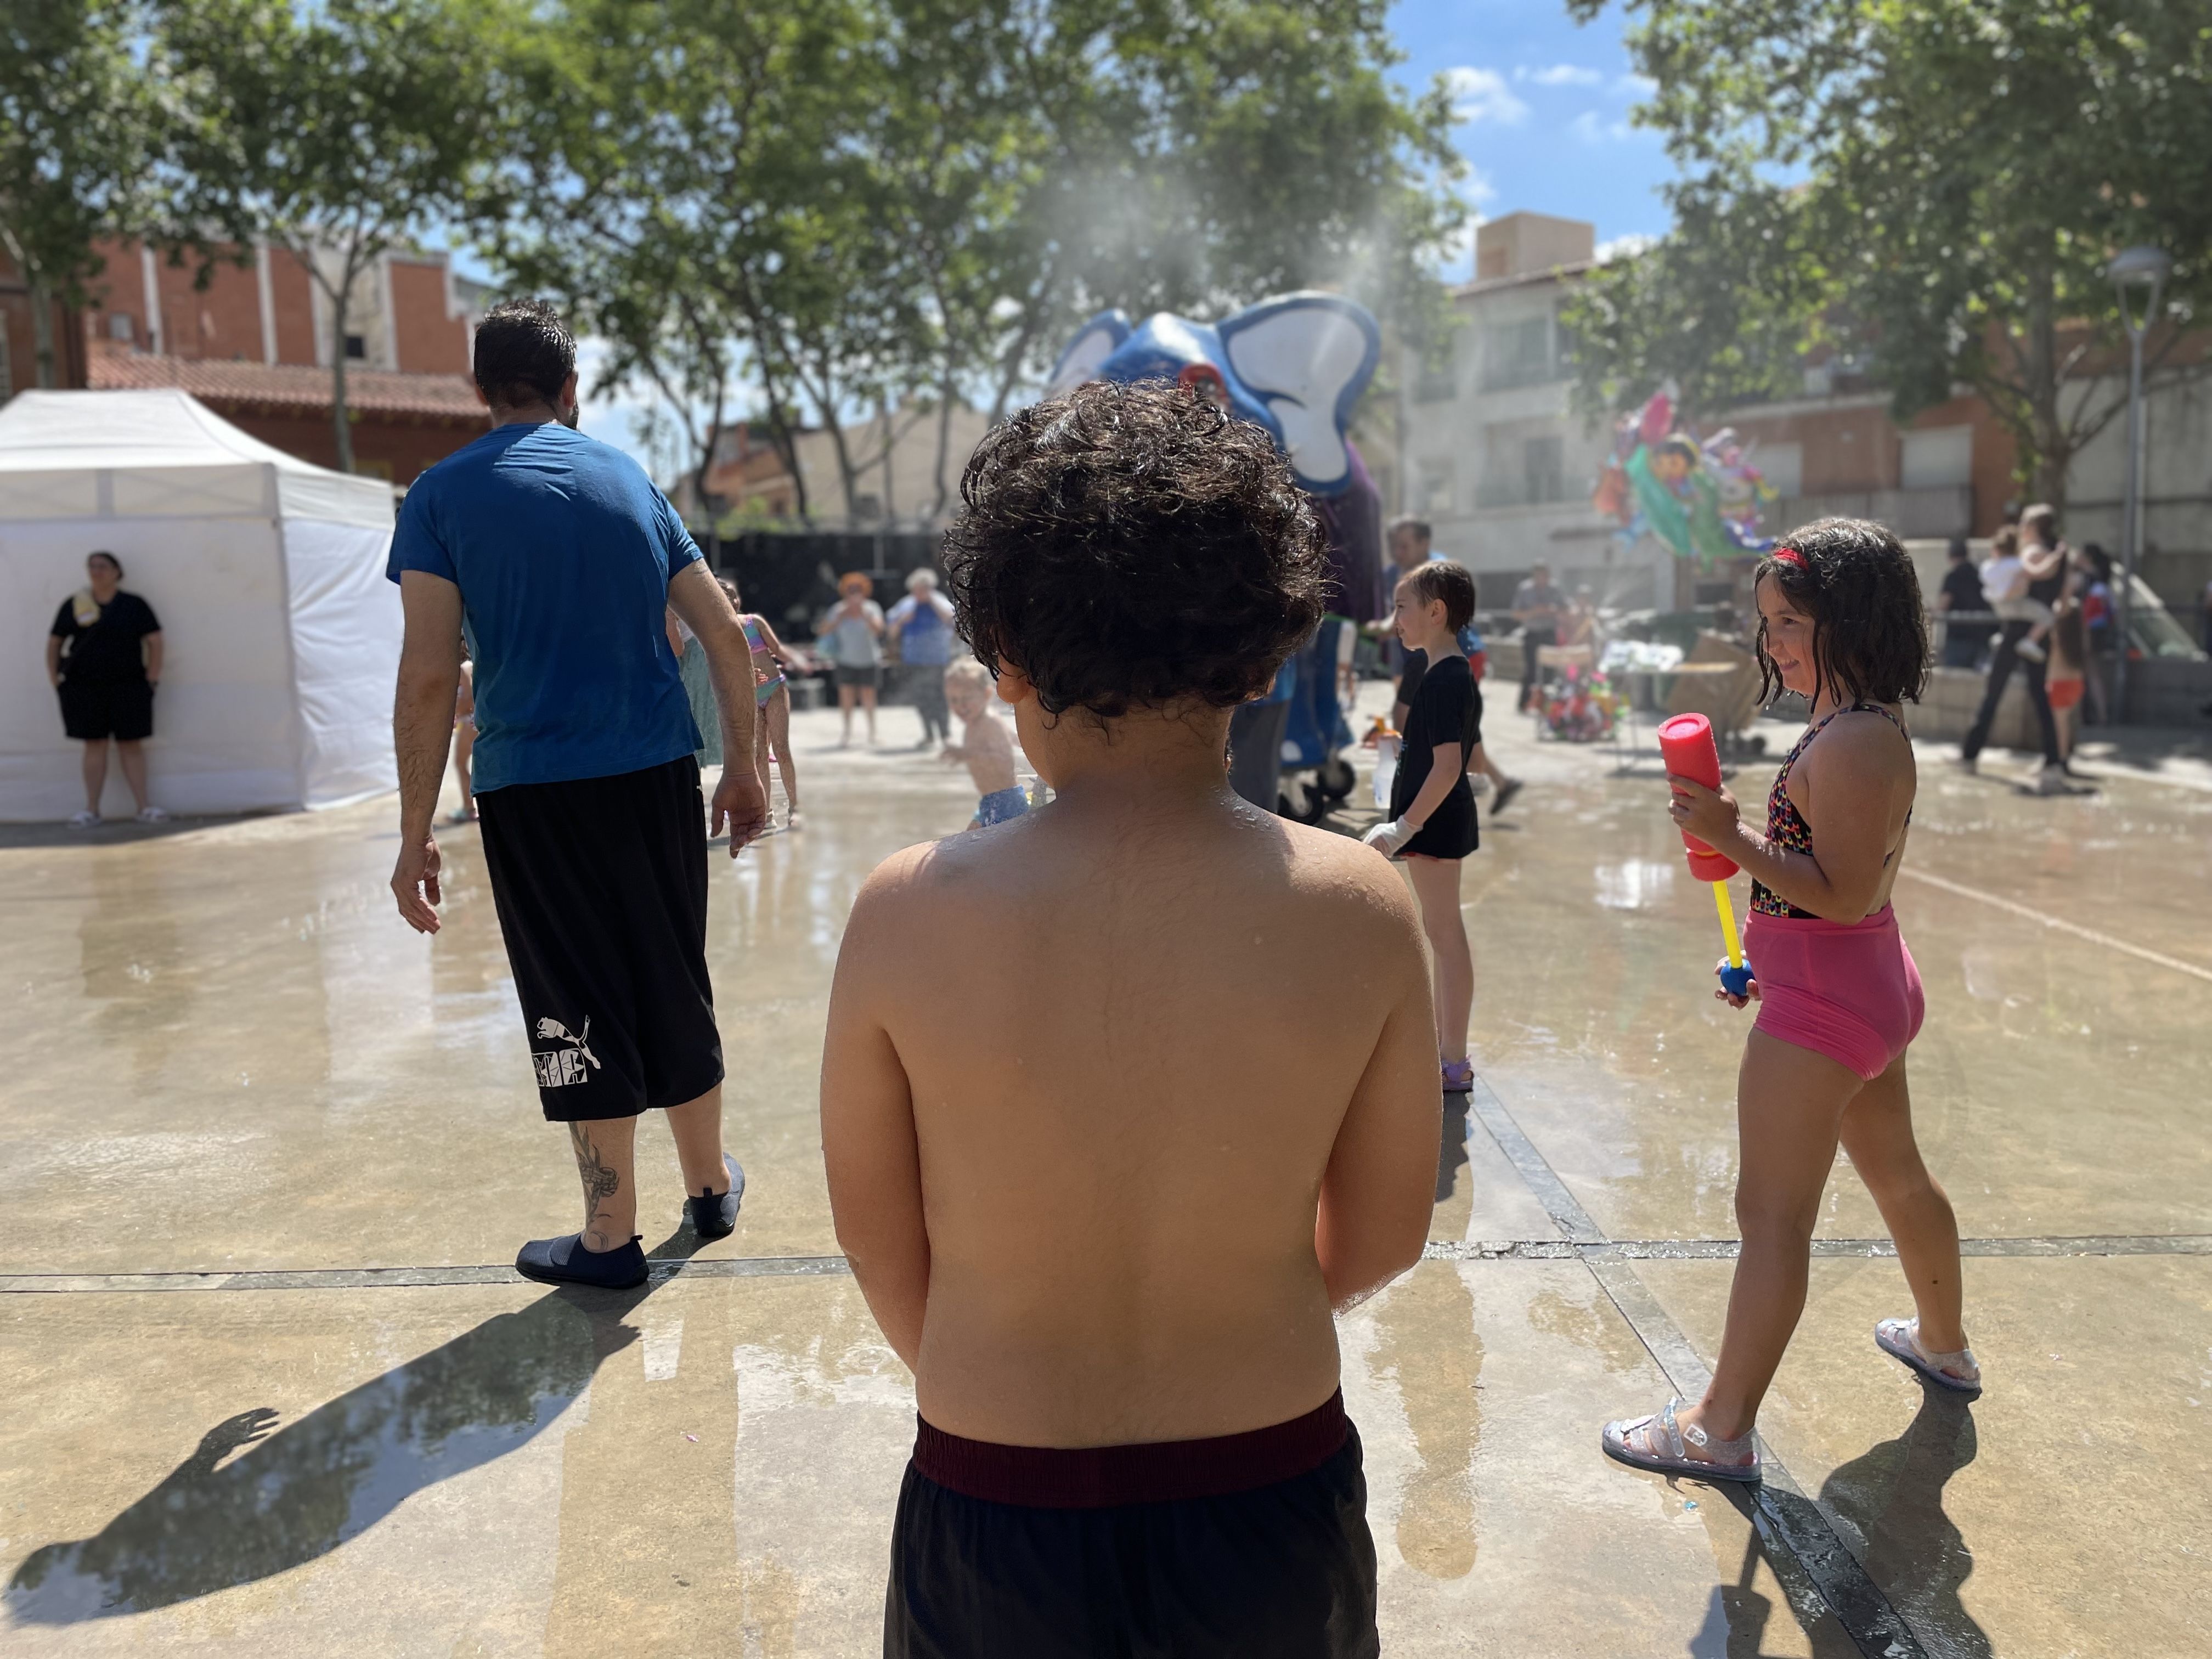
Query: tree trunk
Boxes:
[
  {"xmin": 932, "ymin": 362, "xmax": 957, "ymax": 521},
  {"xmin": 878, "ymin": 396, "xmax": 896, "ymax": 523},
  {"xmin": 326, "ymin": 264, "xmax": 356, "ymax": 475},
  {"xmin": 27, "ymin": 266, "xmax": 57, "ymax": 390},
  {"xmin": 2021, "ymin": 239, "xmax": 2067, "ymax": 514}
]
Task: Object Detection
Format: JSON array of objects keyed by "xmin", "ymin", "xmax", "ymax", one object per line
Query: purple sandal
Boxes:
[
  {"xmin": 1441, "ymin": 1058, "xmax": 1475, "ymax": 1094},
  {"xmin": 1601, "ymin": 1398, "xmax": 1761, "ymax": 1483},
  {"xmin": 1875, "ymin": 1318, "xmax": 1982, "ymax": 1395}
]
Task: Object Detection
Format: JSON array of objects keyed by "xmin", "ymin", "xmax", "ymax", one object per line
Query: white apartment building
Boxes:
[{"xmin": 1396, "ymin": 213, "xmax": 1671, "ymax": 612}]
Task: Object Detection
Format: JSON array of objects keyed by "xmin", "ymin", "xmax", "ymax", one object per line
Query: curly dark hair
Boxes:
[
  {"xmin": 940, "ymin": 379, "xmax": 1327, "ymax": 719},
  {"xmin": 1754, "ymin": 517, "xmax": 1928, "ymax": 708}
]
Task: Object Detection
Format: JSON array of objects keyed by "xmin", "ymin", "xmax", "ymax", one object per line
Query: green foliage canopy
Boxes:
[{"xmin": 1561, "ymin": 0, "xmax": 2212, "ymax": 505}]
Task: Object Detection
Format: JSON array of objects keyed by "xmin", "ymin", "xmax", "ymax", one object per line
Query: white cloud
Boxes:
[
  {"xmin": 1571, "ymin": 110, "xmax": 1638, "ymax": 143},
  {"xmin": 1617, "ymin": 72, "xmax": 1659, "ymax": 97},
  {"xmin": 1595, "ymin": 233, "xmax": 1659, "ymax": 263},
  {"xmin": 1516, "ymin": 64, "xmax": 1603, "ymax": 87},
  {"xmin": 1443, "ymin": 66, "xmax": 1530, "ymax": 126}
]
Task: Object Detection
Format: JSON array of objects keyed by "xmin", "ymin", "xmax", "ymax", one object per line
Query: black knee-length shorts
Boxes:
[{"xmin": 476, "ymin": 756, "xmax": 723, "ymax": 1121}]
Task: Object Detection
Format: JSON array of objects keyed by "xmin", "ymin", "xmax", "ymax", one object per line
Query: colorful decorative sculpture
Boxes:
[
  {"xmin": 1592, "ymin": 387, "xmax": 1775, "ymax": 566},
  {"xmin": 1044, "ymin": 294, "xmax": 1381, "ymax": 498}
]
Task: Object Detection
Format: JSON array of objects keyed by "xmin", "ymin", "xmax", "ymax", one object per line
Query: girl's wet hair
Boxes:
[
  {"xmin": 1754, "ymin": 517, "xmax": 1928, "ymax": 708},
  {"xmin": 1396, "ymin": 561, "xmax": 1476, "ymax": 633},
  {"xmin": 88, "ymin": 550, "xmax": 123, "ymax": 577}
]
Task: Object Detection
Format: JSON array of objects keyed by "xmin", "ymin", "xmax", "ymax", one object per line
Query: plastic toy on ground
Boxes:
[{"xmin": 1656, "ymin": 712, "xmax": 1754, "ymax": 996}]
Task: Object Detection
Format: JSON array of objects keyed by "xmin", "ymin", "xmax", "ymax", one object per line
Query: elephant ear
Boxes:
[
  {"xmin": 1216, "ymin": 294, "xmax": 1380, "ymax": 496},
  {"xmin": 1043, "ymin": 311, "xmax": 1134, "ymax": 400}
]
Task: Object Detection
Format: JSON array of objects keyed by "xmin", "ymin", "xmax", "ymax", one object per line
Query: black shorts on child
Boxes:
[
  {"xmin": 476, "ymin": 756, "xmax": 723, "ymax": 1122},
  {"xmin": 883, "ymin": 1393, "xmax": 1378, "ymax": 1658}
]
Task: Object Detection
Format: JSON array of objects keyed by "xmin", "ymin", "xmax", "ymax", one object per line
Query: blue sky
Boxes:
[{"xmin": 1388, "ymin": 0, "xmax": 1675, "ymax": 277}]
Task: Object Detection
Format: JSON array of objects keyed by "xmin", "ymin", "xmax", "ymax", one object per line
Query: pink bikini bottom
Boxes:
[{"xmin": 1745, "ymin": 904, "xmax": 1924, "ymax": 1081}]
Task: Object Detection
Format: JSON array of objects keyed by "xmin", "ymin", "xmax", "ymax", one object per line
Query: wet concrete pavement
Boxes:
[{"xmin": 2, "ymin": 690, "xmax": 2205, "ymax": 1655}]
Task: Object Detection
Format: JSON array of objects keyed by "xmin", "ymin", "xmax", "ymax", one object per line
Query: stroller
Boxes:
[{"xmin": 1276, "ymin": 616, "xmax": 1360, "ymax": 822}]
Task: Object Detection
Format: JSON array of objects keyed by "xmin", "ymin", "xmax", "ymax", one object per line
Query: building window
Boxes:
[
  {"xmin": 1901, "ymin": 425, "xmax": 1972, "ymax": 489},
  {"xmin": 345, "ymin": 334, "xmax": 368, "ymax": 360},
  {"xmin": 1415, "ymin": 458, "xmax": 1455, "ymax": 516},
  {"xmin": 1523, "ymin": 436, "xmax": 1565, "ymax": 504},
  {"xmin": 1412, "ymin": 330, "xmax": 1462, "ymax": 404},
  {"xmin": 1480, "ymin": 315, "xmax": 1554, "ymax": 390},
  {"xmin": 1757, "ymin": 441, "xmax": 1803, "ymax": 501},
  {"xmin": 108, "ymin": 311, "xmax": 136, "ymax": 342}
]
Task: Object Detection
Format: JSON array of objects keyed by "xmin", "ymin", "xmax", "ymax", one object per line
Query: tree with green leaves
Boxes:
[
  {"xmin": 1562, "ymin": 0, "xmax": 2212, "ymax": 506},
  {"xmin": 486, "ymin": 0, "xmax": 1464, "ymax": 518},
  {"xmin": 160, "ymin": 0, "xmax": 507, "ymax": 471},
  {"xmin": 0, "ymin": 1, "xmax": 167, "ymax": 391}
]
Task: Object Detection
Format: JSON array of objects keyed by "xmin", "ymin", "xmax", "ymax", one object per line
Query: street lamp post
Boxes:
[{"xmin": 2107, "ymin": 245, "xmax": 2171, "ymax": 717}]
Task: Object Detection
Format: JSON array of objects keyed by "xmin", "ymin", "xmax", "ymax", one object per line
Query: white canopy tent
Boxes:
[{"xmin": 0, "ymin": 389, "xmax": 401, "ymax": 821}]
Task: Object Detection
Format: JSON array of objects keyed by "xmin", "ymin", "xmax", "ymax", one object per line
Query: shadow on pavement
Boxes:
[
  {"xmin": 1814, "ymin": 1386, "xmax": 1993, "ymax": 1659},
  {"xmin": 5, "ymin": 1229, "xmax": 704, "ymax": 1623}
]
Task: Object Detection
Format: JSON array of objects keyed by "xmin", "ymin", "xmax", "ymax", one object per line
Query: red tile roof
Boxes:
[{"xmin": 89, "ymin": 353, "xmax": 485, "ymax": 422}]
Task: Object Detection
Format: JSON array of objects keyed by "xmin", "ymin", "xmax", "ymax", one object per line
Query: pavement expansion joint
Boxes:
[{"xmin": 1466, "ymin": 1075, "xmax": 1932, "ymax": 1659}]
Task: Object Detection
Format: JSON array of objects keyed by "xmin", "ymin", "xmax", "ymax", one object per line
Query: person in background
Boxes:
[
  {"xmin": 723, "ymin": 576, "xmax": 802, "ymax": 831},
  {"xmin": 940, "ymin": 657, "xmax": 1028, "ymax": 827},
  {"xmin": 1511, "ymin": 560, "xmax": 1570, "ymax": 713},
  {"xmin": 1936, "ymin": 538, "xmax": 1994, "ymax": 670},
  {"xmin": 669, "ymin": 606, "xmax": 723, "ymax": 773},
  {"xmin": 820, "ymin": 572, "xmax": 885, "ymax": 748},
  {"xmin": 387, "ymin": 297, "xmax": 767, "ymax": 1291},
  {"xmin": 47, "ymin": 550, "xmax": 167, "ymax": 827},
  {"xmin": 2045, "ymin": 570, "xmax": 2089, "ymax": 770},
  {"xmin": 1959, "ymin": 514, "xmax": 2066, "ymax": 793},
  {"xmin": 1365, "ymin": 562, "xmax": 1484, "ymax": 1095},
  {"xmin": 888, "ymin": 568, "xmax": 958, "ymax": 748},
  {"xmin": 2075, "ymin": 544, "xmax": 2114, "ymax": 725},
  {"xmin": 1392, "ymin": 607, "xmax": 1522, "ymax": 815},
  {"xmin": 450, "ymin": 659, "xmax": 478, "ymax": 822}
]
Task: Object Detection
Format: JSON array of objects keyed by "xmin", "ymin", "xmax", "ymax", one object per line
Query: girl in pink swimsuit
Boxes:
[{"xmin": 1604, "ymin": 517, "xmax": 1979, "ymax": 1487}]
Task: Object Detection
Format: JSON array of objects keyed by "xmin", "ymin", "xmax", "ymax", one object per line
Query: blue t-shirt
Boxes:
[{"xmin": 386, "ymin": 422, "xmax": 703, "ymax": 792}]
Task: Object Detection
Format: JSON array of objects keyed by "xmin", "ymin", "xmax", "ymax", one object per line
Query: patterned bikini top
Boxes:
[{"xmin": 1748, "ymin": 703, "xmax": 1911, "ymax": 919}]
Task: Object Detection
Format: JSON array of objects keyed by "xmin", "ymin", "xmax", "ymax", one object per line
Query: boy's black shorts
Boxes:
[
  {"xmin": 884, "ymin": 1419, "xmax": 1378, "ymax": 1658},
  {"xmin": 476, "ymin": 757, "xmax": 723, "ymax": 1122}
]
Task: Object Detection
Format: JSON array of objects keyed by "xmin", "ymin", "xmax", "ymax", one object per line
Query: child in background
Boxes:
[
  {"xmin": 940, "ymin": 656, "xmax": 1026, "ymax": 826},
  {"xmin": 449, "ymin": 659, "xmax": 477, "ymax": 823},
  {"xmin": 1366, "ymin": 563, "xmax": 1483, "ymax": 1094},
  {"xmin": 822, "ymin": 381, "xmax": 1436, "ymax": 1657},
  {"xmin": 1391, "ymin": 586, "xmax": 1522, "ymax": 813},
  {"xmin": 722, "ymin": 576, "xmax": 803, "ymax": 831}
]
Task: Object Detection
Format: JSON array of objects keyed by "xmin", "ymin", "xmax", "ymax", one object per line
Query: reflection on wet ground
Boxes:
[{"xmin": 0, "ymin": 698, "xmax": 2205, "ymax": 1654}]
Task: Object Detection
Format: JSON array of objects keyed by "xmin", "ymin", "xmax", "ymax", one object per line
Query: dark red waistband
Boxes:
[{"xmin": 912, "ymin": 1390, "xmax": 1349, "ymax": 1509}]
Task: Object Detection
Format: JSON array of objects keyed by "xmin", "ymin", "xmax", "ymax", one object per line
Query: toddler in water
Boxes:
[
  {"xmin": 822, "ymin": 380, "xmax": 1437, "ymax": 1657},
  {"xmin": 940, "ymin": 656, "xmax": 1026, "ymax": 826}
]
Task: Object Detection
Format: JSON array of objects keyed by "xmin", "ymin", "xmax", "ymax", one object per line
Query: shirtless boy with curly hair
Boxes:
[{"xmin": 821, "ymin": 379, "xmax": 1439, "ymax": 1658}]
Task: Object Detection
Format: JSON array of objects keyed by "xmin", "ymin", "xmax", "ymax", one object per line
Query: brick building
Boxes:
[{"xmin": 0, "ymin": 239, "xmax": 492, "ymax": 486}]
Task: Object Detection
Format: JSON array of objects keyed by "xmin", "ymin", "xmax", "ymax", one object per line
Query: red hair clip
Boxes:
[{"xmin": 1770, "ymin": 546, "xmax": 1806, "ymax": 568}]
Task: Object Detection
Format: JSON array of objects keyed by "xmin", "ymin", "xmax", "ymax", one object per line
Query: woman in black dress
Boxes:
[
  {"xmin": 46, "ymin": 551, "xmax": 166, "ymax": 826},
  {"xmin": 1363, "ymin": 562, "xmax": 1482, "ymax": 1093}
]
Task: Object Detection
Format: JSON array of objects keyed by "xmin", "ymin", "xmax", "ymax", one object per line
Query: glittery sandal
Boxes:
[
  {"xmin": 1875, "ymin": 1318, "xmax": 1982, "ymax": 1395},
  {"xmin": 1601, "ymin": 1397, "xmax": 1761, "ymax": 1483}
]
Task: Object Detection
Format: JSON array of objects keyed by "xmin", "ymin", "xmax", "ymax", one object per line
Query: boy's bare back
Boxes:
[
  {"xmin": 947, "ymin": 706, "xmax": 1018, "ymax": 797},
  {"xmin": 821, "ymin": 379, "xmax": 1438, "ymax": 1459},
  {"xmin": 826, "ymin": 771, "xmax": 1437, "ymax": 1447}
]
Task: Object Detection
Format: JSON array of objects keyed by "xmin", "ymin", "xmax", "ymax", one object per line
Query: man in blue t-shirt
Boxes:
[{"xmin": 387, "ymin": 298, "xmax": 769, "ymax": 1290}]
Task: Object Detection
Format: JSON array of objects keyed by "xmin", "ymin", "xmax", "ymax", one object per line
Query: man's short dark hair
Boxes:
[
  {"xmin": 473, "ymin": 298, "xmax": 575, "ymax": 410},
  {"xmin": 1389, "ymin": 515, "xmax": 1431, "ymax": 543},
  {"xmin": 1756, "ymin": 517, "xmax": 1928, "ymax": 707},
  {"xmin": 1399, "ymin": 561, "xmax": 1476, "ymax": 632},
  {"xmin": 941, "ymin": 380, "xmax": 1325, "ymax": 719}
]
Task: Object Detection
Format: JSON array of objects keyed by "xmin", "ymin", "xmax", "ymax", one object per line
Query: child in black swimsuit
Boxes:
[{"xmin": 1364, "ymin": 563, "xmax": 1482, "ymax": 1093}]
